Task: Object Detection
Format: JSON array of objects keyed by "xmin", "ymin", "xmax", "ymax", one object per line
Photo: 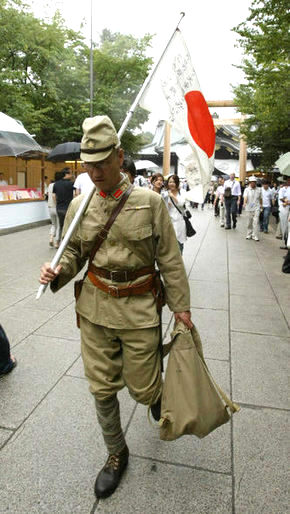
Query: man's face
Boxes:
[
  {"xmin": 85, "ymin": 148, "xmax": 124, "ymax": 192},
  {"xmin": 229, "ymin": 174, "xmax": 235, "ymax": 181},
  {"xmin": 263, "ymin": 184, "xmax": 269, "ymax": 190},
  {"xmin": 249, "ymin": 181, "xmax": 256, "ymax": 188}
]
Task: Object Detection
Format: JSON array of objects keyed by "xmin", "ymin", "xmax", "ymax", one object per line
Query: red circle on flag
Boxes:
[{"xmin": 185, "ymin": 91, "xmax": 215, "ymax": 157}]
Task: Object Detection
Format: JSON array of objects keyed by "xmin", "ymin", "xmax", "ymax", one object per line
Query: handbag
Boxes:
[
  {"xmin": 184, "ymin": 216, "xmax": 196, "ymax": 237},
  {"xmin": 159, "ymin": 322, "xmax": 240, "ymax": 440},
  {"xmin": 170, "ymin": 196, "xmax": 196, "ymax": 238}
]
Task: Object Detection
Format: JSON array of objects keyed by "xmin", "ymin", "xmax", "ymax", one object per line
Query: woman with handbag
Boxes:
[{"xmin": 165, "ymin": 174, "xmax": 190, "ymax": 254}]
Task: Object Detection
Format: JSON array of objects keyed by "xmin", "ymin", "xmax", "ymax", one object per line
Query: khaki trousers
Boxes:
[
  {"xmin": 246, "ymin": 210, "xmax": 260, "ymax": 239},
  {"xmin": 80, "ymin": 315, "xmax": 162, "ymax": 453}
]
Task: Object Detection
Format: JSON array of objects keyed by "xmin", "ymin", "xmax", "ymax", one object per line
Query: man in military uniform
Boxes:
[{"xmin": 39, "ymin": 116, "xmax": 192, "ymax": 499}]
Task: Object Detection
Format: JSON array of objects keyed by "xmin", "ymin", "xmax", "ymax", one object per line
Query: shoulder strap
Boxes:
[
  {"xmin": 89, "ymin": 185, "xmax": 133, "ymax": 264},
  {"xmin": 170, "ymin": 195, "xmax": 183, "ymax": 216}
]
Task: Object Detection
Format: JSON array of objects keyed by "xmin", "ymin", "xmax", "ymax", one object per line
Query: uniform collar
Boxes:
[{"xmin": 98, "ymin": 173, "xmax": 131, "ymax": 200}]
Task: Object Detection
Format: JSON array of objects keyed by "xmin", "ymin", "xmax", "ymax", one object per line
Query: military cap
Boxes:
[{"xmin": 80, "ymin": 115, "xmax": 120, "ymax": 162}]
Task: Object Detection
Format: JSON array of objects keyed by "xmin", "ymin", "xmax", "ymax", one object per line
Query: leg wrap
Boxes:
[{"xmin": 94, "ymin": 395, "xmax": 126, "ymax": 454}]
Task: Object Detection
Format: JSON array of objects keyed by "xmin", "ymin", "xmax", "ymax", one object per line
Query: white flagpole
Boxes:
[
  {"xmin": 36, "ymin": 12, "xmax": 186, "ymax": 300},
  {"xmin": 118, "ymin": 12, "xmax": 185, "ymax": 138}
]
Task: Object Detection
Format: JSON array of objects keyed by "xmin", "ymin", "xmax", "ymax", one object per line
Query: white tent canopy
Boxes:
[
  {"xmin": 214, "ymin": 158, "xmax": 254, "ymax": 177},
  {"xmin": 134, "ymin": 159, "xmax": 159, "ymax": 170}
]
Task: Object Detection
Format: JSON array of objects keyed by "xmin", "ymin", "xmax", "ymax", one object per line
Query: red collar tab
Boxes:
[
  {"xmin": 113, "ymin": 188, "xmax": 123, "ymax": 199},
  {"xmin": 99, "ymin": 190, "xmax": 107, "ymax": 198}
]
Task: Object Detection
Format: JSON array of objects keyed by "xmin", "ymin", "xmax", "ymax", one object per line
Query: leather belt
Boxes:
[
  {"xmin": 87, "ymin": 271, "xmax": 156, "ymax": 298},
  {"xmin": 88, "ymin": 263, "xmax": 155, "ymax": 282}
]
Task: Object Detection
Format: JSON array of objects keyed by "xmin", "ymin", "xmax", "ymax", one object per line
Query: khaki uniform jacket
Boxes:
[{"xmin": 51, "ymin": 174, "xmax": 190, "ymax": 329}]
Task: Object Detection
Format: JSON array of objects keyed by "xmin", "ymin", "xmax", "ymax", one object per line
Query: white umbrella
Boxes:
[
  {"xmin": 275, "ymin": 152, "xmax": 290, "ymax": 177},
  {"xmin": 0, "ymin": 112, "xmax": 42, "ymax": 156},
  {"xmin": 134, "ymin": 159, "xmax": 159, "ymax": 170}
]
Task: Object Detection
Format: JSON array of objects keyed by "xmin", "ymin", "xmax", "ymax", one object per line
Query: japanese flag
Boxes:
[{"xmin": 139, "ymin": 29, "xmax": 215, "ymax": 203}]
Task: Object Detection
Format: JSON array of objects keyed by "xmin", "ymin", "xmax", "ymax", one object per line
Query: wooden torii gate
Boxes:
[
  {"xmin": 207, "ymin": 100, "xmax": 247, "ymax": 183},
  {"xmin": 163, "ymin": 100, "xmax": 247, "ymax": 183}
]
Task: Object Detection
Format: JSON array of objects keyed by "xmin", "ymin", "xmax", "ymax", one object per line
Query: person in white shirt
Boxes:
[
  {"xmin": 134, "ymin": 174, "xmax": 147, "ymax": 188},
  {"xmin": 278, "ymin": 177, "xmax": 290, "ymax": 249},
  {"xmin": 223, "ymin": 173, "xmax": 241, "ymax": 229},
  {"xmin": 213, "ymin": 177, "xmax": 225, "ymax": 227},
  {"xmin": 165, "ymin": 174, "xmax": 188, "ymax": 254},
  {"xmin": 47, "ymin": 172, "xmax": 62, "ymax": 248},
  {"xmin": 243, "ymin": 176, "xmax": 262, "ymax": 241},
  {"xmin": 74, "ymin": 171, "xmax": 94, "ymax": 196},
  {"xmin": 260, "ymin": 180, "xmax": 274, "ymax": 233}
]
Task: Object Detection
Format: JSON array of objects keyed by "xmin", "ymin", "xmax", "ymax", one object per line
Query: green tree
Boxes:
[
  {"xmin": 140, "ymin": 131, "xmax": 154, "ymax": 146},
  {"xmin": 232, "ymin": 0, "xmax": 290, "ymax": 169},
  {"xmin": 0, "ymin": 2, "xmax": 153, "ymax": 153},
  {"xmin": 90, "ymin": 29, "xmax": 153, "ymax": 154},
  {"xmin": 0, "ymin": 1, "xmax": 89, "ymax": 146},
  {"xmin": 0, "ymin": 0, "xmax": 152, "ymax": 154}
]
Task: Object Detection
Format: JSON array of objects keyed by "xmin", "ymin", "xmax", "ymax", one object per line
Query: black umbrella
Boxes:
[{"xmin": 46, "ymin": 142, "xmax": 81, "ymax": 162}]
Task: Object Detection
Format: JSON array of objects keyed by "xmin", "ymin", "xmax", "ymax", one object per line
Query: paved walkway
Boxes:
[{"xmin": 0, "ymin": 207, "xmax": 289, "ymax": 514}]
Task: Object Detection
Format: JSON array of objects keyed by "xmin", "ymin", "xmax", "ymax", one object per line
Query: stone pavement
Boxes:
[{"xmin": 0, "ymin": 207, "xmax": 289, "ymax": 514}]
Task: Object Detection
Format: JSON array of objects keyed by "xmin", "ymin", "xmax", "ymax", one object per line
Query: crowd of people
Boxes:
[
  {"xmin": 210, "ymin": 173, "xmax": 290, "ymax": 249},
  {"xmin": 47, "ymin": 163, "xmax": 289, "ymax": 267},
  {"xmin": 47, "ymin": 162, "xmax": 193, "ymax": 256}
]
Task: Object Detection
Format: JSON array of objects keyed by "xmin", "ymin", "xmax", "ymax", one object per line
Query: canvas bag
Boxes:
[{"xmin": 159, "ymin": 322, "xmax": 240, "ymax": 440}]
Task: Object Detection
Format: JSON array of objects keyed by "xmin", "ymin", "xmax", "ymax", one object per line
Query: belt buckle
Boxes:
[
  {"xmin": 108, "ymin": 285, "xmax": 119, "ymax": 297},
  {"xmin": 110, "ymin": 270, "xmax": 127, "ymax": 282}
]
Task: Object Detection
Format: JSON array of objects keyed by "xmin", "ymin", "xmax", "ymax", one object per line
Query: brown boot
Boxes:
[{"xmin": 94, "ymin": 445, "xmax": 129, "ymax": 498}]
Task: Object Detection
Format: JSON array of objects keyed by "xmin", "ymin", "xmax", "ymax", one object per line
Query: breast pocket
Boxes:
[
  {"xmin": 119, "ymin": 224, "xmax": 154, "ymax": 264},
  {"xmin": 125, "ymin": 224, "xmax": 153, "ymax": 241},
  {"xmin": 79, "ymin": 226, "xmax": 98, "ymax": 257}
]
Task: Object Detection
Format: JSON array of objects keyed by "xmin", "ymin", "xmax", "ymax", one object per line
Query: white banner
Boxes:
[{"xmin": 140, "ymin": 30, "xmax": 215, "ymax": 203}]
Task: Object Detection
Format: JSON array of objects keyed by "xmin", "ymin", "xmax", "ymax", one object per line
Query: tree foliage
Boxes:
[
  {"xmin": 0, "ymin": 1, "xmax": 89, "ymax": 145},
  {"xmin": 0, "ymin": 1, "xmax": 153, "ymax": 154},
  {"xmin": 90, "ymin": 29, "xmax": 153, "ymax": 154},
  {"xmin": 232, "ymin": 0, "xmax": 290, "ymax": 169}
]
